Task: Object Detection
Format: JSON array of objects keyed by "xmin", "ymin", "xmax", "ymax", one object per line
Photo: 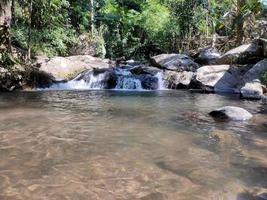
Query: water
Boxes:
[
  {"xmin": 0, "ymin": 90, "xmax": 267, "ymax": 200},
  {"xmin": 43, "ymin": 68, "xmax": 166, "ymax": 91}
]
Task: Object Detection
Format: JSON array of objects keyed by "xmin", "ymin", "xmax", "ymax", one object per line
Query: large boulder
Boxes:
[
  {"xmin": 241, "ymin": 80, "xmax": 264, "ymax": 100},
  {"xmin": 130, "ymin": 65, "xmax": 161, "ymax": 76},
  {"xmin": 216, "ymin": 42, "xmax": 263, "ymax": 65},
  {"xmin": 34, "ymin": 55, "xmax": 110, "ymax": 82},
  {"xmin": 164, "ymin": 71, "xmax": 193, "ymax": 89},
  {"xmin": 209, "ymin": 106, "xmax": 253, "ymax": 121},
  {"xmin": 151, "ymin": 54, "xmax": 200, "ymax": 72},
  {"xmin": 239, "ymin": 59, "xmax": 267, "ymax": 99},
  {"xmin": 195, "ymin": 47, "xmax": 221, "ymax": 65},
  {"xmin": 242, "ymin": 59, "xmax": 267, "ymax": 82},
  {"xmin": 192, "ymin": 65, "xmax": 244, "ymax": 93}
]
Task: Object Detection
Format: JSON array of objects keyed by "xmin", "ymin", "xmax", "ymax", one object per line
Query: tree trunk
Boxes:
[
  {"xmin": 236, "ymin": 0, "xmax": 246, "ymax": 45},
  {"xmin": 90, "ymin": 0, "xmax": 94, "ymax": 34},
  {"xmin": 11, "ymin": 0, "xmax": 15, "ymax": 25},
  {"xmin": 27, "ymin": 0, "xmax": 32, "ymax": 60},
  {"xmin": 0, "ymin": 0, "xmax": 12, "ymax": 52}
]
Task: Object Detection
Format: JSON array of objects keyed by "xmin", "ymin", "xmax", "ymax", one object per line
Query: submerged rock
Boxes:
[
  {"xmin": 195, "ymin": 47, "xmax": 221, "ymax": 65},
  {"xmin": 34, "ymin": 55, "xmax": 110, "ymax": 81},
  {"xmin": 151, "ymin": 54, "xmax": 199, "ymax": 72},
  {"xmin": 216, "ymin": 42, "xmax": 263, "ymax": 65},
  {"xmin": 241, "ymin": 80, "xmax": 263, "ymax": 100},
  {"xmin": 193, "ymin": 65, "xmax": 242, "ymax": 93},
  {"xmin": 209, "ymin": 106, "xmax": 253, "ymax": 121}
]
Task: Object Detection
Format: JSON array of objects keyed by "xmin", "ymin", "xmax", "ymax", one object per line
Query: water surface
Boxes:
[{"xmin": 0, "ymin": 90, "xmax": 266, "ymax": 200}]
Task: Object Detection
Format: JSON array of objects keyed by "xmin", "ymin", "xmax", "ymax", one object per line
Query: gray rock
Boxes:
[
  {"xmin": 241, "ymin": 79, "xmax": 263, "ymax": 100},
  {"xmin": 130, "ymin": 65, "xmax": 161, "ymax": 76},
  {"xmin": 242, "ymin": 59, "xmax": 267, "ymax": 82},
  {"xmin": 35, "ymin": 55, "xmax": 110, "ymax": 81},
  {"xmin": 261, "ymin": 38, "xmax": 267, "ymax": 57},
  {"xmin": 164, "ymin": 71, "xmax": 193, "ymax": 89},
  {"xmin": 151, "ymin": 54, "xmax": 200, "ymax": 72},
  {"xmin": 140, "ymin": 75, "xmax": 159, "ymax": 90},
  {"xmin": 195, "ymin": 47, "xmax": 221, "ymax": 65},
  {"xmin": 209, "ymin": 106, "xmax": 253, "ymax": 121},
  {"xmin": 216, "ymin": 42, "xmax": 263, "ymax": 65},
  {"xmin": 193, "ymin": 65, "xmax": 242, "ymax": 93}
]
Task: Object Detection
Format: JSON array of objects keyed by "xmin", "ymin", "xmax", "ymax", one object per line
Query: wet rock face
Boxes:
[
  {"xmin": 140, "ymin": 75, "xmax": 159, "ymax": 90},
  {"xmin": 216, "ymin": 42, "xmax": 264, "ymax": 65},
  {"xmin": 209, "ymin": 106, "xmax": 253, "ymax": 121},
  {"xmin": 195, "ymin": 47, "xmax": 221, "ymax": 65},
  {"xmin": 151, "ymin": 54, "xmax": 200, "ymax": 72}
]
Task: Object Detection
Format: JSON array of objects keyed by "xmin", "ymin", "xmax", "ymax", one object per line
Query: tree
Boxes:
[{"xmin": 0, "ymin": 0, "xmax": 12, "ymax": 52}]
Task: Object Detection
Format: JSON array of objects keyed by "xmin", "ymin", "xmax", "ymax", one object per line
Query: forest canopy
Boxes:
[{"xmin": 1, "ymin": 0, "xmax": 267, "ymax": 60}]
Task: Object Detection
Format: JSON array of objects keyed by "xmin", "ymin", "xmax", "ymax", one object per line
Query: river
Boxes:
[{"xmin": 0, "ymin": 90, "xmax": 266, "ymax": 199}]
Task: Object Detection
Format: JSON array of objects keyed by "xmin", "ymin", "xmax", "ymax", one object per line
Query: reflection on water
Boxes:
[{"xmin": 0, "ymin": 90, "xmax": 266, "ymax": 200}]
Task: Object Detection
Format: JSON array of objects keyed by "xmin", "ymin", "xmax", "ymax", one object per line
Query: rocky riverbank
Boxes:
[{"xmin": 1, "ymin": 39, "xmax": 267, "ymax": 102}]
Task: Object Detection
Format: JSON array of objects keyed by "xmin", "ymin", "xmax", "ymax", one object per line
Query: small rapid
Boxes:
[{"xmin": 42, "ymin": 67, "xmax": 167, "ymax": 91}]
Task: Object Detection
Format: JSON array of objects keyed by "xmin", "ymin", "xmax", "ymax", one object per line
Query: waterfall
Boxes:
[
  {"xmin": 114, "ymin": 68, "xmax": 143, "ymax": 90},
  {"xmin": 47, "ymin": 72, "xmax": 108, "ymax": 90},
  {"xmin": 41, "ymin": 67, "xmax": 167, "ymax": 91},
  {"xmin": 155, "ymin": 72, "xmax": 166, "ymax": 90}
]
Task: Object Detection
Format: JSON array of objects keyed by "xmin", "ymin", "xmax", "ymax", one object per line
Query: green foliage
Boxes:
[
  {"xmin": 8, "ymin": 0, "xmax": 265, "ymax": 59},
  {"xmin": 261, "ymin": 71, "xmax": 267, "ymax": 85}
]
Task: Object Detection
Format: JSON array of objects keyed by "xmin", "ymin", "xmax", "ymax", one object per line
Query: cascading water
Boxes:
[
  {"xmin": 114, "ymin": 68, "xmax": 143, "ymax": 90},
  {"xmin": 46, "ymin": 72, "xmax": 108, "ymax": 90},
  {"xmin": 155, "ymin": 72, "xmax": 166, "ymax": 90},
  {"xmin": 42, "ymin": 67, "xmax": 167, "ymax": 91}
]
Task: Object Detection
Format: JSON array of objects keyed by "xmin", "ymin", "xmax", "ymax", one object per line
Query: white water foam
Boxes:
[{"xmin": 40, "ymin": 68, "xmax": 167, "ymax": 91}]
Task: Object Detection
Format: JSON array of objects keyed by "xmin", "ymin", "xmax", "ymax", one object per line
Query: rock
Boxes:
[
  {"xmin": 216, "ymin": 42, "xmax": 263, "ymax": 65},
  {"xmin": 241, "ymin": 80, "xmax": 263, "ymax": 100},
  {"xmin": 151, "ymin": 54, "xmax": 200, "ymax": 72},
  {"xmin": 262, "ymin": 95, "xmax": 267, "ymax": 104},
  {"xmin": 193, "ymin": 65, "xmax": 243, "ymax": 93},
  {"xmin": 27, "ymin": 70, "xmax": 55, "ymax": 89},
  {"xmin": 34, "ymin": 55, "xmax": 110, "ymax": 81},
  {"xmin": 195, "ymin": 47, "xmax": 221, "ymax": 65},
  {"xmin": 0, "ymin": 66, "xmax": 24, "ymax": 91},
  {"xmin": 261, "ymin": 38, "xmax": 267, "ymax": 57},
  {"xmin": 140, "ymin": 75, "xmax": 159, "ymax": 90},
  {"xmin": 209, "ymin": 106, "xmax": 253, "ymax": 121},
  {"xmin": 130, "ymin": 65, "xmax": 161, "ymax": 76},
  {"xmin": 242, "ymin": 59, "xmax": 267, "ymax": 83},
  {"xmin": 239, "ymin": 59, "xmax": 267, "ymax": 99},
  {"xmin": 164, "ymin": 71, "xmax": 193, "ymax": 89}
]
